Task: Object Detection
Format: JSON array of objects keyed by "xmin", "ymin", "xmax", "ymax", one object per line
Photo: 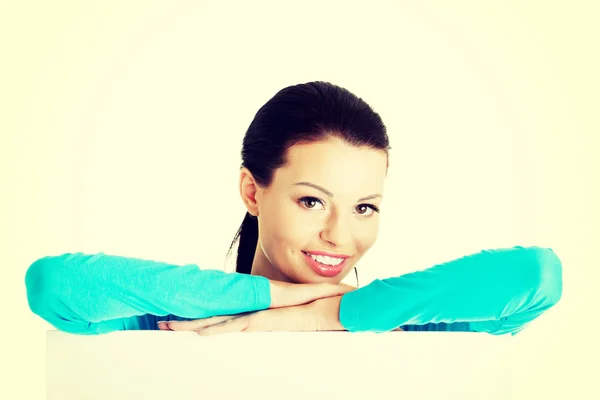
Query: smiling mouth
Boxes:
[
  {"xmin": 302, "ymin": 250, "xmax": 351, "ymax": 259},
  {"xmin": 301, "ymin": 251, "xmax": 348, "ymax": 277}
]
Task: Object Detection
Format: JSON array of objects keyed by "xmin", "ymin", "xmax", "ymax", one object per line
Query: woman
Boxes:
[{"xmin": 25, "ymin": 81, "xmax": 562, "ymax": 336}]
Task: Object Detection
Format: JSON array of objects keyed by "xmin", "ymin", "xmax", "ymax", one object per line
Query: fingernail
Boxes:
[{"xmin": 157, "ymin": 321, "xmax": 168, "ymax": 325}]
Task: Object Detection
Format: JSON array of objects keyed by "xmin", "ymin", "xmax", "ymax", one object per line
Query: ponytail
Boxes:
[{"xmin": 227, "ymin": 212, "xmax": 258, "ymax": 274}]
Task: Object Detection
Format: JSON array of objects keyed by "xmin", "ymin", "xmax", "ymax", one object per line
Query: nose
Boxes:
[{"xmin": 319, "ymin": 209, "xmax": 352, "ymax": 247}]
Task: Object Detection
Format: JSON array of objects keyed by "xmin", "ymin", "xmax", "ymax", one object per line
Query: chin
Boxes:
[
  {"xmin": 303, "ymin": 272, "xmax": 349, "ymax": 285},
  {"xmin": 291, "ymin": 273, "xmax": 333, "ymax": 285}
]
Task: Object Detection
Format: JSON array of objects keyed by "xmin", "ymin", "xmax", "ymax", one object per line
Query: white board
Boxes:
[{"xmin": 47, "ymin": 330, "xmax": 513, "ymax": 400}]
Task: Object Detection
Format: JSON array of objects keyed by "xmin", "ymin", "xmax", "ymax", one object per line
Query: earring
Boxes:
[{"xmin": 354, "ymin": 267, "xmax": 359, "ymax": 288}]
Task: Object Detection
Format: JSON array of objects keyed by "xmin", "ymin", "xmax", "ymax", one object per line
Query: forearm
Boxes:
[
  {"xmin": 339, "ymin": 246, "xmax": 563, "ymax": 334},
  {"xmin": 315, "ymin": 295, "xmax": 345, "ymax": 331},
  {"xmin": 25, "ymin": 252, "xmax": 271, "ymax": 334}
]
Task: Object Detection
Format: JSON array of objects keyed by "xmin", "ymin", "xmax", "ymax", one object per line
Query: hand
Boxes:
[
  {"xmin": 268, "ymin": 281, "xmax": 356, "ymax": 309},
  {"xmin": 159, "ymin": 295, "xmax": 347, "ymax": 335},
  {"xmin": 157, "ymin": 284, "xmax": 403, "ymax": 334}
]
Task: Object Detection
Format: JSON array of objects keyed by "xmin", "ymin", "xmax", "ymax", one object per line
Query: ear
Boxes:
[{"xmin": 239, "ymin": 168, "xmax": 260, "ymax": 217}]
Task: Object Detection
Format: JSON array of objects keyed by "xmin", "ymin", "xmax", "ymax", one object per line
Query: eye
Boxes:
[
  {"xmin": 299, "ymin": 197, "xmax": 380, "ymax": 216},
  {"xmin": 298, "ymin": 196, "xmax": 325, "ymax": 210},
  {"xmin": 355, "ymin": 204, "xmax": 380, "ymax": 217}
]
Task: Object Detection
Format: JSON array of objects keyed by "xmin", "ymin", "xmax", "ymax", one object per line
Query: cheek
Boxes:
[
  {"xmin": 354, "ymin": 222, "xmax": 380, "ymax": 252},
  {"xmin": 260, "ymin": 201, "xmax": 308, "ymax": 256}
]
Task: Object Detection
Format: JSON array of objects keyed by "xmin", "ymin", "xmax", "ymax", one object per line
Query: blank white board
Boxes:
[{"xmin": 47, "ymin": 330, "xmax": 513, "ymax": 400}]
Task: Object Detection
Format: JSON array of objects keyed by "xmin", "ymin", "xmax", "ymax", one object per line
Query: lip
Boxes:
[
  {"xmin": 303, "ymin": 250, "xmax": 351, "ymax": 259},
  {"xmin": 302, "ymin": 251, "xmax": 349, "ymax": 277}
]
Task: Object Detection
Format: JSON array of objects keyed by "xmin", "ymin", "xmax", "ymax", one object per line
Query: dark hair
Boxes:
[{"xmin": 226, "ymin": 81, "xmax": 391, "ymax": 278}]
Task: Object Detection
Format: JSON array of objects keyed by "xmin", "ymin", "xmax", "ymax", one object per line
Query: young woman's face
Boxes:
[{"xmin": 241, "ymin": 136, "xmax": 388, "ymax": 284}]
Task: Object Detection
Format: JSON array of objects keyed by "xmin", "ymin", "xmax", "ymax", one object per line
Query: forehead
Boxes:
[{"xmin": 273, "ymin": 137, "xmax": 387, "ymax": 192}]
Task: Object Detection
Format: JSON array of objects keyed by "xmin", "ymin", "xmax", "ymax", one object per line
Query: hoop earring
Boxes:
[{"xmin": 354, "ymin": 267, "xmax": 359, "ymax": 288}]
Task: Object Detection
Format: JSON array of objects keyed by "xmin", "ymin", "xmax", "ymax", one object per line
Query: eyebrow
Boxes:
[{"xmin": 293, "ymin": 182, "xmax": 382, "ymax": 202}]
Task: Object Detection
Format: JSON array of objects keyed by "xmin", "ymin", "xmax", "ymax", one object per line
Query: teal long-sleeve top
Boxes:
[{"xmin": 24, "ymin": 245, "xmax": 562, "ymax": 336}]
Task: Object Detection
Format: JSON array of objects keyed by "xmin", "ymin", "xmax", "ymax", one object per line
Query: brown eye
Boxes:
[
  {"xmin": 304, "ymin": 199, "xmax": 316, "ymax": 208},
  {"xmin": 355, "ymin": 204, "xmax": 380, "ymax": 216},
  {"xmin": 299, "ymin": 197, "xmax": 324, "ymax": 210}
]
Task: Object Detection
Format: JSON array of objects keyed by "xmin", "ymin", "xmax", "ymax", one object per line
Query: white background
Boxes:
[{"xmin": 2, "ymin": 1, "xmax": 598, "ymax": 399}]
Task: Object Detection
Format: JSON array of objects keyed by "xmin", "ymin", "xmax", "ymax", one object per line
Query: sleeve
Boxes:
[
  {"xmin": 338, "ymin": 246, "xmax": 563, "ymax": 335},
  {"xmin": 25, "ymin": 252, "xmax": 272, "ymax": 335}
]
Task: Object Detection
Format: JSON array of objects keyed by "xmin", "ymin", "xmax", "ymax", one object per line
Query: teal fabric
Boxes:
[
  {"xmin": 25, "ymin": 252, "xmax": 271, "ymax": 335},
  {"xmin": 340, "ymin": 246, "xmax": 562, "ymax": 335},
  {"xmin": 25, "ymin": 246, "xmax": 562, "ymax": 336}
]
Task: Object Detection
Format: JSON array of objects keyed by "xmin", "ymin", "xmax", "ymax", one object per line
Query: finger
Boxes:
[
  {"xmin": 166, "ymin": 315, "xmax": 239, "ymax": 331},
  {"xmin": 166, "ymin": 312, "xmax": 256, "ymax": 331},
  {"xmin": 241, "ymin": 305, "xmax": 313, "ymax": 333},
  {"xmin": 157, "ymin": 321, "xmax": 172, "ymax": 331},
  {"xmin": 196, "ymin": 316, "xmax": 249, "ymax": 336}
]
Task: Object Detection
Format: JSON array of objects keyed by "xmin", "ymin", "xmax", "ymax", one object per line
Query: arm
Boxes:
[
  {"xmin": 338, "ymin": 246, "xmax": 563, "ymax": 335},
  {"xmin": 25, "ymin": 252, "xmax": 272, "ymax": 335}
]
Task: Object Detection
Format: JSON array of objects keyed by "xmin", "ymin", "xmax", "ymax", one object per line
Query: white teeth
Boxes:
[{"xmin": 309, "ymin": 254, "xmax": 343, "ymax": 266}]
